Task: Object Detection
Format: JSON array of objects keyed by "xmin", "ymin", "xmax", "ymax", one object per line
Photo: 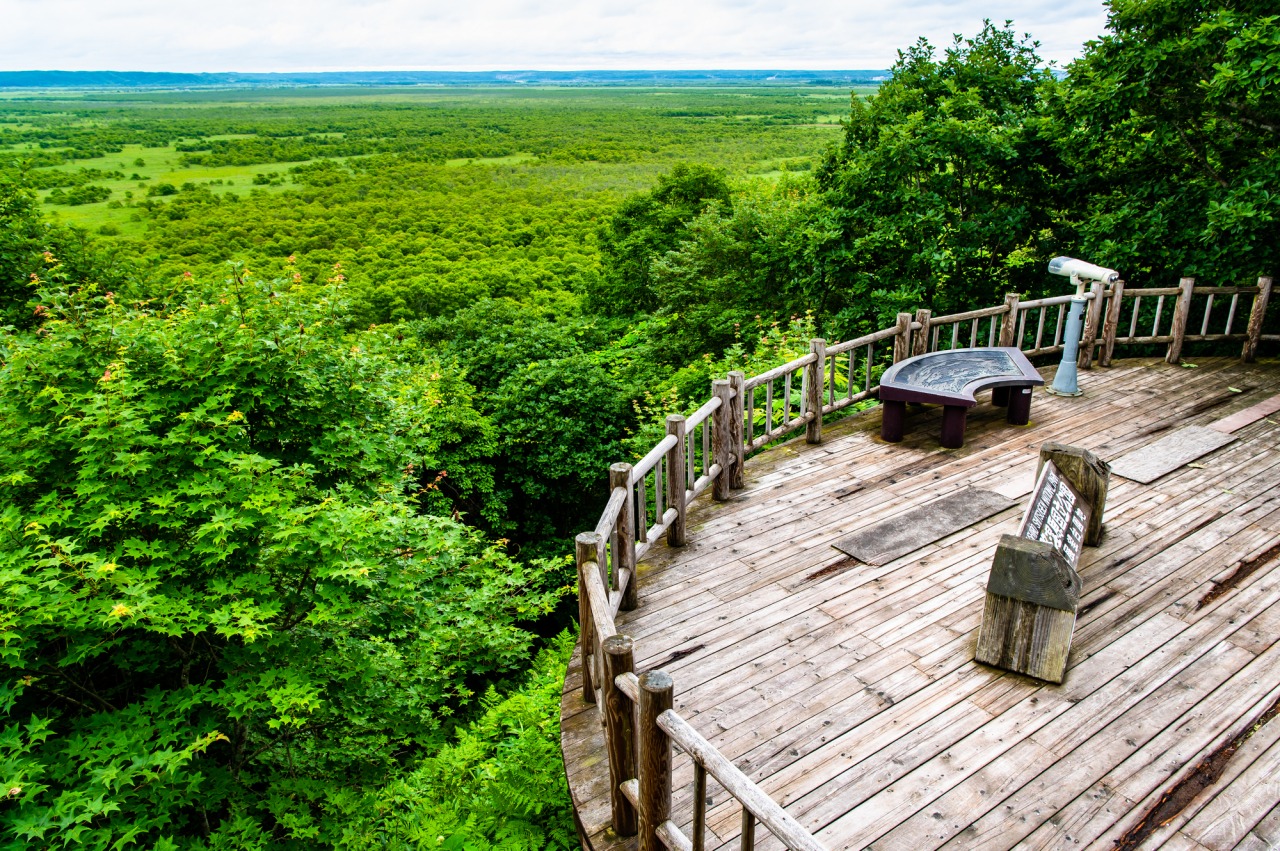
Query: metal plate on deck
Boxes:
[
  {"xmin": 1109, "ymin": 425, "xmax": 1237, "ymax": 484},
  {"xmin": 832, "ymin": 487, "xmax": 1016, "ymax": 566}
]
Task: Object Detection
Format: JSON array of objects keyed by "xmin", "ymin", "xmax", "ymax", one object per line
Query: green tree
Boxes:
[
  {"xmin": 1, "ymin": 171, "xmax": 132, "ymax": 331},
  {"xmin": 490, "ymin": 351, "xmax": 632, "ymax": 547},
  {"xmin": 0, "ymin": 169, "xmax": 47, "ymax": 327},
  {"xmin": 1058, "ymin": 0, "xmax": 1280, "ymax": 282},
  {"xmin": 647, "ymin": 179, "xmax": 840, "ymax": 359},
  {"xmin": 338, "ymin": 632, "xmax": 578, "ymax": 850},
  {"xmin": 817, "ymin": 21, "xmax": 1066, "ymax": 317},
  {"xmin": 592, "ymin": 163, "xmax": 732, "ymax": 315},
  {"xmin": 0, "ymin": 272, "xmax": 563, "ymax": 848}
]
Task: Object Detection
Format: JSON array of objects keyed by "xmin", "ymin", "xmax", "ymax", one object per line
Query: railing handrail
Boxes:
[
  {"xmin": 742, "ymin": 351, "xmax": 817, "ymax": 391},
  {"xmin": 573, "ymin": 274, "xmax": 1273, "ymax": 851},
  {"xmin": 657, "ymin": 707, "xmax": 827, "ymax": 851},
  {"xmin": 1017, "ymin": 292, "xmax": 1092, "ymax": 310},
  {"xmin": 825, "ymin": 324, "xmax": 897, "ymax": 356},
  {"xmin": 632, "ymin": 434, "xmax": 679, "ymax": 484}
]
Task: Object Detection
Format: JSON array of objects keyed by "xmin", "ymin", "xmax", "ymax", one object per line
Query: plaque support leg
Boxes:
[
  {"xmin": 1006, "ymin": 387, "xmax": 1033, "ymax": 426},
  {"xmin": 940, "ymin": 406, "xmax": 967, "ymax": 448},
  {"xmin": 880, "ymin": 400, "xmax": 906, "ymax": 442},
  {"xmin": 991, "ymin": 387, "xmax": 1010, "ymax": 407}
]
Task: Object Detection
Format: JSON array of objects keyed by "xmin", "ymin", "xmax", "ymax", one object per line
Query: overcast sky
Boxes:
[{"xmin": 1, "ymin": 0, "xmax": 1112, "ymax": 73}]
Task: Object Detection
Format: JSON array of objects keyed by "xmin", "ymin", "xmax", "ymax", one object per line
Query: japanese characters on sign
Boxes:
[{"xmin": 1019, "ymin": 462, "xmax": 1090, "ymax": 566}]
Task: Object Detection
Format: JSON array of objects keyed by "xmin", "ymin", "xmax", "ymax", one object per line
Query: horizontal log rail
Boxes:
[
  {"xmin": 741, "ymin": 352, "xmax": 818, "ymax": 390},
  {"xmin": 657, "ymin": 707, "xmax": 828, "ymax": 851},
  {"xmin": 572, "ymin": 273, "xmax": 1274, "ymax": 851}
]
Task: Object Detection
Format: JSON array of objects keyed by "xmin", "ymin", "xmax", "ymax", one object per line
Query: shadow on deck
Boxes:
[{"xmin": 562, "ymin": 356, "xmax": 1280, "ymax": 851}]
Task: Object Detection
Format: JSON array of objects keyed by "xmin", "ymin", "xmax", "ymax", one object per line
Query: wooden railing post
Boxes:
[
  {"xmin": 665, "ymin": 415, "xmax": 687, "ymax": 547},
  {"xmin": 728, "ymin": 371, "xmax": 746, "ymax": 490},
  {"xmin": 893, "ymin": 312, "xmax": 912, "ymax": 363},
  {"xmin": 1243, "ymin": 276, "xmax": 1273, "ymax": 363},
  {"xmin": 1166, "ymin": 277, "xmax": 1195, "ymax": 364},
  {"xmin": 1078, "ymin": 280, "xmax": 1105, "ymax": 369},
  {"xmin": 609, "ymin": 463, "xmax": 638, "ymax": 611},
  {"xmin": 999, "ymin": 293, "xmax": 1021, "ymax": 347},
  {"xmin": 912, "ymin": 308, "xmax": 932, "ymax": 356},
  {"xmin": 638, "ymin": 670, "xmax": 673, "ymax": 851},
  {"xmin": 711, "ymin": 380, "xmax": 733, "ymax": 501},
  {"xmin": 603, "ymin": 635, "xmax": 638, "ymax": 837},
  {"xmin": 575, "ymin": 532, "xmax": 597, "ymax": 704},
  {"xmin": 742, "ymin": 809, "xmax": 757, "ymax": 851},
  {"xmin": 1100, "ymin": 280, "xmax": 1125, "ymax": 367},
  {"xmin": 805, "ymin": 338, "xmax": 825, "ymax": 444}
]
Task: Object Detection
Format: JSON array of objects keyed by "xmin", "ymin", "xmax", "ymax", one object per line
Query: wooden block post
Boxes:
[
  {"xmin": 603, "ymin": 635, "xmax": 637, "ymax": 837},
  {"xmin": 999, "ymin": 293, "xmax": 1021, "ymax": 348},
  {"xmin": 1037, "ymin": 441, "xmax": 1110, "ymax": 547},
  {"xmin": 727, "ymin": 371, "xmax": 746, "ymax": 490},
  {"xmin": 711, "ymin": 380, "xmax": 733, "ymax": 501},
  {"xmin": 638, "ymin": 670, "xmax": 673, "ymax": 851},
  {"xmin": 609, "ymin": 462, "xmax": 639, "ymax": 611},
  {"xmin": 805, "ymin": 338, "xmax": 825, "ymax": 445},
  {"xmin": 665, "ymin": 415, "xmax": 687, "ymax": 547},
  {"xmin": 975, "ymin": 536, "xmax": 1082, "ymax": 683},
  {"xmin": 1078, "ymin": 280, "xmax": 1105, "ymax": 369},
  {"xmin": 1100, "ymin": 280, "xmax": 1125, "ymax": 367},
  {"xmin": 912, "ymin": 308, "xmax": 932, "ymax": 357},
  {"xmin": 1243, "ymin": 276, "xmax": 1272, "ymax": 363},
  {"xmin": 575, "ymin": 532, "xmax": 597, "ymax": 703},
  {"xmin": 974, "ymin": 461, "xmax": 1091, "ymax": 683},
  {"xmin": 893, "ymin": 312, "xmax": 912, "ymax": 363},
  {"xmin": 1166, "ymin": 276, "xmax": 1195, "ymax": 364}
]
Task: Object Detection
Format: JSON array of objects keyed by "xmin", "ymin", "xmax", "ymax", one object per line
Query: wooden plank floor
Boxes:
[{"xmin": 561, "ymin": 356, "xmax": 1280, "ymax": 851}]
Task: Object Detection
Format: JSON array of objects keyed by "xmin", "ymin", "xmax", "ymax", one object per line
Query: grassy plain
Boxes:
[
  {"xmin": 0, "ymin": 85, "xmax": 858, "ymax": 303},
  {"xmin": 0, "ymin": 86, "xmax": 853, "ymax": 235}
]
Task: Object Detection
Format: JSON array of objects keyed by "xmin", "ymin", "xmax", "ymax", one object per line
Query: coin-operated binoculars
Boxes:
[{"xmin": 1044, "ymin": 257, "xmax": 1120, "ymax": 397}]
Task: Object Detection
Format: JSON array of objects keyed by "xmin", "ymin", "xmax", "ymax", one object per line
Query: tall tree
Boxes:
[
  {"xmin": 816, "ymin": 21, "xmax": 1067, "ymax": 318},
  {"xmin": 592, "ymin": 163, "xmax": 731, "ymax": 316},
  {"xmin": 1059, "ymin": 0, "xmax": 1280, "ymax": 283}
]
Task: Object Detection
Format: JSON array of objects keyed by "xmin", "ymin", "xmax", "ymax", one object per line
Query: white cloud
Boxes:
[{"xmin": 0, "ymin": 0, "xmax": 1111, "ymax": 72}]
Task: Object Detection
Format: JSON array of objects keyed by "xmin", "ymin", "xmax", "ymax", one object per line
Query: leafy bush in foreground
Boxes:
[
  {"xmin": 339, "ymin": 631, "xmax": 578, "ymax": 850},
  {"xmin": 0, "ymin": 268, "xmax": 566, "ymax": 848}
]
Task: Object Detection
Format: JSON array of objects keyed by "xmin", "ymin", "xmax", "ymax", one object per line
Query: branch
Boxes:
[
  {"xmin": 1175, "ymin": 124, "xmax": 1229, "ymax": 189},
  {"xmin": 36, "ymin": 670, "xmax": 118, "ymax": 712}
]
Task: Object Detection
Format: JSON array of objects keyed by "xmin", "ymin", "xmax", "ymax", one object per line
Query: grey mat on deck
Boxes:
[
  {"xmin": 1109, "ymin": 425, "xmax": 1237, "ymax": 484},
  {"xmin": 832, "ymin": 487, "xmax": 1016, "ymax": 566}
]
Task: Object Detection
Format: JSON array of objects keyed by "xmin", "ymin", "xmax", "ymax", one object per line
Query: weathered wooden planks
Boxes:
[
  {"xmin": 562, "ymin": 356, "xmax": 1280, "ymax": 851},
  {"xmin": 1209, "ymin": 391, "xmax": 1280, "ymax": 434}
]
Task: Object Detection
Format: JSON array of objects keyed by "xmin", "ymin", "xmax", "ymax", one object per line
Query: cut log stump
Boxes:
[
  {"xmin": 975, "ymin": 535, "xmax": 1081, "ymax": 683},
  {"xmin": 975, "ymin": 450, "xmax": 1105, "ymax": 684}
]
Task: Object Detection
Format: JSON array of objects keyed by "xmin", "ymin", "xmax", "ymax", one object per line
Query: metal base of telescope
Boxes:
[{"xmin": 1044, "ymin": 384, "xmax": 1084, "ymax": 398}]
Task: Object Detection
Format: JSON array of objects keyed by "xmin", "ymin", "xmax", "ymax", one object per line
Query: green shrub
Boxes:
[
  {"xmin": 338, "ymin": 631, "xmax": 578, "ymax": 850},
  {"xmin": 0, "ymin": 269, "xmax": 566, "ymax": 848}
]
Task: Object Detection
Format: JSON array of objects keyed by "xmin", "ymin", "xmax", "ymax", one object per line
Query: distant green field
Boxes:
[
  {"xmin": 27, "ymin": 141, "xmax": 309, "ymax": 235},
  {"xmin": 1, "ymin": 85, "xmax": 862, "ymax": 239}
]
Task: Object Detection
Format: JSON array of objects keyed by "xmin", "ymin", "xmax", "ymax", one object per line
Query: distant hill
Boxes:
[{"xmin": 0, "ymin": 69, "xmax": 888, "ymax": 89}]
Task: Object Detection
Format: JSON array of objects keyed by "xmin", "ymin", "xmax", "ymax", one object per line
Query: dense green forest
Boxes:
[{"xmin": 1, "ymin": 1, "xmax": 1277, "ymax": 848}]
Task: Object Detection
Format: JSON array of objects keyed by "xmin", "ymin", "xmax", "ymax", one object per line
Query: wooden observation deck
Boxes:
[{"xmin": 561, "ymin": 280, "xmax": 1280, "ymax": 851}]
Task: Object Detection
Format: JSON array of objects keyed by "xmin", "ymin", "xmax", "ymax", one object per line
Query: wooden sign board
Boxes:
[
  {"xmin": 976, "ymin": 459, "xmax": 1092, "ymax": 684},
  {"xmin": 1018, "ymin": 461, "xmax": 1090, "ymax": 569}
]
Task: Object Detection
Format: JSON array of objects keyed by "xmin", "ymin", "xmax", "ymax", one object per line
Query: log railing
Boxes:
[
  {"xmin": 572, "ymin": 274, "xmax": 1273, "ymax": 851},
  {"xmin": 1097, "ymin": 277, "xmax": 1274, "ymax": 366}
]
